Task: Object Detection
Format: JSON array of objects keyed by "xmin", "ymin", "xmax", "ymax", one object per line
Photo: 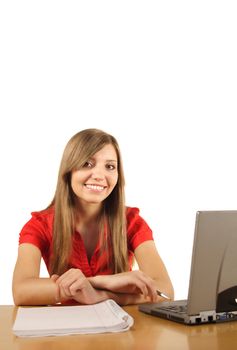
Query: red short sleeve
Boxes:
[{"xmin": 126, "ymin": 207, "xmax": 154, "ymax": 251}]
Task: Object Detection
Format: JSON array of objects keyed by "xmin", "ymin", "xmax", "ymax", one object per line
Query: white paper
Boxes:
[{"xmin": 12, "ymin": 299, "xmax": 134, "ymax": 337}]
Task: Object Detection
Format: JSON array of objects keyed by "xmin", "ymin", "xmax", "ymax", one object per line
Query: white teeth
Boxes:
[{"xmin": 85, "ymin": 184, "xmax": 105, "ymax": 191}]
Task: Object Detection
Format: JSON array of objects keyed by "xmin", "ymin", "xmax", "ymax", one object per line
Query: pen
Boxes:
[{"xmin": 156, "ymin": 289, "xmax": 170, "ymax": 300}]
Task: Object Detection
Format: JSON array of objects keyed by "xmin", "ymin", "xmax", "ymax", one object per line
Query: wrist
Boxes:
[
  {"xmin": 87, "ymin": 276, "xmax": 97, "ymax": 286},
  {"xmin": 106, "ymin": 292, "xmax": 147, "ymax": 306},
  {"xmin": 98, "ymin": 290, "xmax": 129, "ymax": 306},
  {"xmin": 87, "ymin": 275, "xmax": 108, "ymax": 289},
  {"xmin": 51, "ymin": 278, "xmax": 69, "ymax": 305}
]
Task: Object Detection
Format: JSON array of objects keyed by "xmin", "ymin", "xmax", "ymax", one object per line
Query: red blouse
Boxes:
[{"xmin": 19, "ymin": 207, "xmax": 154, "ymax": 276}]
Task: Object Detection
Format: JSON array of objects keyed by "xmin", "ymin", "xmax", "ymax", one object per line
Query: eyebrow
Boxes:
[{"xmin": 88, "ymin": 157, "xmax": 117, "ymax": 163}]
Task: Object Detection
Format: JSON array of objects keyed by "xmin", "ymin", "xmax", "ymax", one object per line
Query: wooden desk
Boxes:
[{"xmin": 1, "ymin": 305, "xmax": 237, "ymax": 350}]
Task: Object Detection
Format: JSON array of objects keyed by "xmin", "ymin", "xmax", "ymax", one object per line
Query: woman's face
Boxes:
[{"xmin": 71, "ymin": 144, "xmax": 118, "ymax": 207}]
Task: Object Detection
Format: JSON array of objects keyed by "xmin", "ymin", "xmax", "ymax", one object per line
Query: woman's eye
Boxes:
[
  {"xmin": 106, "ymin": 164, "xmax": 116, "ymax": 170},
  {"xmin": 83, "ymin": 161, "xmax": 93, "ymax": 168}
]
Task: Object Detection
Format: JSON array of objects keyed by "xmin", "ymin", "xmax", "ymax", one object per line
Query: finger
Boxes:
[
  {"xmin": 58, "ymin": 285, "xmax": 70, "ymax": 300},
  {"xmin": 59, "ymin": 278, "xmax": 77, "ymax": 298},
  {"xmin": 56, "ymin": 268, "xmax": 83, "ymax": 284},
  {"xmin": 57, "ymin": 271, "xmax": 85, "ymax": 298},
  {"xmin": 133, "ymin": 272, "xmax": 158, "ymax": 300},
  {"xmin": 68, "ymin": 277, "xmax": 89, "ymax": 296},
  {"xmin": 139, "ymin": 284, "xmax": 149, "ymax": 298},
  {"xmin": 58, "ymin": 278, "xmax": 79, "ymax": 299},
  {"xmin": 146, "ymin": 284, "xmax": 159, "ymax": 302},
  {"xmin": 143, "ymin": 280, "xmax": 158, "ymax": 301},
  {"xmin": 130, "ymin": 275, "xmax": 149, "ymax": 296},
  {"xmin": 50, "ymin": 274, "xmax": 59, "ymax": 282}
]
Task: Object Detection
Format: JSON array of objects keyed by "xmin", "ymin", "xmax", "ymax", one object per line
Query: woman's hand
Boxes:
[
  {"xmin": 51, "ymin": 269, "xmax": 107, "ymax": 305},
  {"xmin": 89, "ymin": 270, "xmax": 159, "ymax": 302}
]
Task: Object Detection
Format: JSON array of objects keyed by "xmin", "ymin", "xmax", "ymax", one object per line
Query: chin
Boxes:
[{"xmin": 84, "ymin": 197, "xmax": 105, "ymax": 204}]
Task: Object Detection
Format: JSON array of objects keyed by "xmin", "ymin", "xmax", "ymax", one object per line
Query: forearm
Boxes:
[
  {"xmin": 12, "ymin": 277, "xmax": 60, "ymax": 306},
  {"xmin": 105, "ymin": 291, "xmax": 151, "ymax": 306},
  {"xmin": 88, "ymin": 273, "xmax": 174, "ymax": 304},
  {"xmin": 88, "ymin": 275, "xmax": 162, "ymax": 305}
]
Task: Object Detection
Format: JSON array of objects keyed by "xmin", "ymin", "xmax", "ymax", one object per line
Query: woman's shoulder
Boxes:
[
  {"xmin": 126, "ymin": 207, "xmax": 142, "ymax": 225},
  {"xmin": 30, "ymin": 206, "xmax": 55, "ymax": 224},
  {"xmin": 126, "ymin": 206, "xmax": 140, "ymax": 214},
  {"xmin": 125, "ymin": 206, "xmax": 152, "ymax": 231},
  {"xmin": 126, "ymin": 206, "xmax": 140, "ymax": 217},
  {"xmin": 19, "ymin": 207, "xmax": 55, "ymax": 247},
  {"xmin": 125, "ymin": 206, "xmax": 153, "ymax": 243}
]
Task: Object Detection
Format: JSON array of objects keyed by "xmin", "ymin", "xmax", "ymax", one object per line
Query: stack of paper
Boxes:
[{"xmin": 12, "ymin": 299, "xmax": 134, "ymax": 337}]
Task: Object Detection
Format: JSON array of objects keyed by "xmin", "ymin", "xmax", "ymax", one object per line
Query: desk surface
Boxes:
[{"xmin": 1, "ymin": 305, "xmax": 237, "ymax": 350}]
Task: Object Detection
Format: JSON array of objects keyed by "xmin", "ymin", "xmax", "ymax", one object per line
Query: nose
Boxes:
[{"xmin": 90, "ymin": 165, "xmax": 105, "ymax": 181}]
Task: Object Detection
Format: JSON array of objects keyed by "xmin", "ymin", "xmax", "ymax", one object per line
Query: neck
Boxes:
[{"xmin": 74, "ymin": 200, "xmax": 103, "ymax": 225}]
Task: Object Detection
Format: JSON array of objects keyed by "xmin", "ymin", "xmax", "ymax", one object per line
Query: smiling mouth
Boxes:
[{"xmin": 84, "ymin": 184, "xmax": 106, "ymax": 192}]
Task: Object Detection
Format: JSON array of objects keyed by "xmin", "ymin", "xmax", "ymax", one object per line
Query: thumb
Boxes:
[{"xmin": 51, "ymin": 274, "xmax": 60, "ymax": 282}]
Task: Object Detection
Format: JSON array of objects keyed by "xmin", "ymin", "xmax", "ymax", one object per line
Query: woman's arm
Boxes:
[
  {"xmin": 55, "ymin": 269, "xmax": 159, "ymax": 305},
  {"xmin": 134, "ymin": 240, "xmax": 174, "ymax": 300},
  {"xmin": 12, "ymin": 243, "xmax": 59, "ymax": 305},
  {"xmin": 88, "ymin": 241, "xmax": 174, "ymax": 305},
  {"xmin": 13, "ymin": 244, "xmax": 110, "ymax": 306},
  {"xmin": 14, "ymin": 240, "xmax": 173, "ymax": 306}
]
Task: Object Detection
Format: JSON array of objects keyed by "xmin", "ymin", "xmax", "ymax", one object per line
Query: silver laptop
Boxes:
[{"xmin": 139, "ymin": 211, "xmax": 237, "ymax": 325}]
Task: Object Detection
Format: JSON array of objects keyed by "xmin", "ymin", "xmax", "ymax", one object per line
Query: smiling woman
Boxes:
[
  {"xmin": 71, "ymin": 144, "xmax": 118, "ymax": 205},
  {"xmin": 12, "ymin": 128, "xmax": 174, "ymax": 306}
]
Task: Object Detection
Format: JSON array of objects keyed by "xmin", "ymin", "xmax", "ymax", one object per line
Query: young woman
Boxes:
[{"xmin": 12, "ymin": 128, "xmax": 174, "ymax": 306}]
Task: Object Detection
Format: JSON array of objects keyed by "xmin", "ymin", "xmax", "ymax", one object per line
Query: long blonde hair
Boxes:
[{"xmin": 48, "ymin": 129, "xmax": 128, "ymax": 275}]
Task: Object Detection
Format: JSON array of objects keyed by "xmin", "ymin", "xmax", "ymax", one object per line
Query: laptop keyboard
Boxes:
[{"xmin": 158, "ymin": 304, "xmax": 187, "ymax": 314}]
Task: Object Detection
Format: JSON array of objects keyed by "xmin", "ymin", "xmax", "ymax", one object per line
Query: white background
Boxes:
[{"xmin": 0, "ymin": 1, "xmax": 237, "ymax": 304}]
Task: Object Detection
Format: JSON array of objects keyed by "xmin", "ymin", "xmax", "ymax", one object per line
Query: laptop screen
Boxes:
[{"xmin": 187, "ymin": 211, "xmax": 237, "ymax": 315}]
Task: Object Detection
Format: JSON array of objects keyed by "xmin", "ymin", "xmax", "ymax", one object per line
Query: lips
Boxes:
[{"xmin": 84, "ymin": 184, "xmax": 106, "ymax": 192}]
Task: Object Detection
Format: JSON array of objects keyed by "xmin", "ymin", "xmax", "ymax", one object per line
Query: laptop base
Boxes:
[{"xmin": 139, "ymin": 301, "xmax": 237, "ymax": 325}]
